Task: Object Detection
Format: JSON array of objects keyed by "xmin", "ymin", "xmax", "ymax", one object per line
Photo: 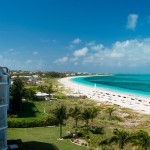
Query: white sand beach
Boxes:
[{"xmin": 59, "ymin": 76, "xmax": 150, "ymax": 115}]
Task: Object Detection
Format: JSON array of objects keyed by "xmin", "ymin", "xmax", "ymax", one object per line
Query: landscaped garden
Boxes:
[{"xmin": 7, "ymin": 77, "xmax": 150, "ymax": 150}]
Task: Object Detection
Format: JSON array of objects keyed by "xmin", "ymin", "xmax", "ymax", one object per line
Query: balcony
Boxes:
[
  {"xmin": 0, "ymin": 139, "xmax": 6, "ymax": 150},
  {"xmin": 0, "ymin": 107, "xmax": 7, "ymax": 128},
  {"xmin": 0, "ymin": 98, "xmax": 5, "ymax": 106},
  {"xmin": 0, "ymin": 76, "xmax": 8, "ymax": 84},
  {"xmin": 0, "ymin": 120, "xmax": 7, "ymax": 129},
  {"xmin": 0, "ymin": 129, "xmax": 7, "ymax": 150}
]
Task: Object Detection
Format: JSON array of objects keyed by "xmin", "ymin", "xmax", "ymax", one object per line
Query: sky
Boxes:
[{"xmin": 1, "ymin": 0, "xmax": 150, "ymax": 73}]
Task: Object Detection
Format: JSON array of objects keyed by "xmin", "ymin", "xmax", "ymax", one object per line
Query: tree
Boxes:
[
  {"xmin": 53, "ymin": 105, "xmax": 67, "ymax": 139},
  {"xmin": 23, "ymin": 88, "xmax": 36, "ymax": 100},
  {"xmin": 100, "ymin": 128, "xmax": 130, "ymax": 150},
  {"xmin": 131, "ymin": 130, "xmax": 150, "ymax": 150},
  {"xmin": 38, "ymin": 85, "xmax": 53, "ymax": 95},
  {"xmin": 90, "ymin": 107, "xmax": 99, "ymax": 123},
  {"xmin": 10, "ymin": 77, "xmax": 24, "ymax": 113},
  {"xmin": 106, "ymin": 107, "xmax": 115, "ymax": 119},
  {"xmin": 69, "ymin": 106, "xmax": 81, "ymax": 128},
  {"xmin": 82, "ymin": 107, "xmax": 92, "ymax": 132}
]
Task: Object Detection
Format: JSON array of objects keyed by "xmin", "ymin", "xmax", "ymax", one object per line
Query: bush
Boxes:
[
  {"xmin": 77, "ymin": 128, "xmax": 90, "ymax": 139},
  {"xmin": 111, "ymin": 115, "xmax": 123, "ymax": 122},
  {"xmin": 23, "ymin": 88, "xmax": 36, "ymax": 100},
  {"xmin": 7, "ymin": 118, "xmax": 46, "ymax": 128},
  {"xmin": 45, "ymin": 115, "xmax": 59, "ymax": 126},
  {"xmin": 8, "ymin": 114, "xmax": 59, "ymax": 128},
  {"xmin": 8, "ymin": 114, "xmax": 18, "ymax": 118},
  {"xmin": 55, "ymin": 94, "xmax": 66, "ymax": 99},
  {"xmin": 90, "ymin": 126, "xmax": 105, "ymax": 134}
]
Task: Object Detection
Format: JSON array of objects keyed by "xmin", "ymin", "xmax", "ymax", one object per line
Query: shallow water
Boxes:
[{"xmin": 71, "ymin": 74, "xmax": 150, "ymax": 98}]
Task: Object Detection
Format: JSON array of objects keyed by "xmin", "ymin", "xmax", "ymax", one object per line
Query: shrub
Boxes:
[
  {"xmin": 55, "ymin": 94, "xmax": 66, "ymax": 99},
  {"xmin": 45, "ymin": 115, "xmax": 59, "ymax": 126},
  {"xmin": 8, "ymin": 114, "xmax": 18, "ymax": 118},
  {"xmin": 81, "ymin": 142, "xmax": 84, "ymax": 146},
  {"xmin": 8, "ymin": 114, "xmax": 60, "ymax": 128},
  {"xmin": 7, "ymin": 118, "xmax": 46, "ymax": 128},
  {"xmin": 111, "ymin": 115, "xmax": 123, "ymax": 122},
  {"xmin": 78, "ymin": 128, "xmax": 89, "ymax": 137},
  {"xmin": 90, "ymin": 126, "xmax": 105, "ymax": 134}
]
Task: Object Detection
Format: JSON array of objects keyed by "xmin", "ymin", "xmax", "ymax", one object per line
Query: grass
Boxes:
[
  {"xmin": 8, "ymin": 127, "xmax": 86, "ymax": 150},
  {"xmin": 8, "ymin": 77, "xmax": 150, "ymax": 149},
  {"xmin": 18, "ymin": 101, "xmax": 48, "ymax": 118},
  {"xmin": 14, "ymin": 98, "xmax": 150, "ymax": 132}
]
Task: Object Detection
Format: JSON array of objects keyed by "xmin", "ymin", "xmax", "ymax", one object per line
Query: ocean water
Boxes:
[{"xmin": 71, "ymin": 74, "xmax": 150, "ymax": 98}]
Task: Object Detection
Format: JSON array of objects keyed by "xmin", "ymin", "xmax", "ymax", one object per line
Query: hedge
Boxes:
[{"xmin": 8, "ymin": 115, "xmax": 59, "ymax": 128}]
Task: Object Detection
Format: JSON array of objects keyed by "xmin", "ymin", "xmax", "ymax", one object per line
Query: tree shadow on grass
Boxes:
[
  {"xmin": 18, "ymin": 101, "xmax": 40, "ymax": 118},
  {"xmin": 23, "ymin": 141, "xmax": 60, "ymax": 150}
]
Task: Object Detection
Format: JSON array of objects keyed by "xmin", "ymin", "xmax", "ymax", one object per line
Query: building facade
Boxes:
[{"xmin": 0, "ymin": 67, "xmax": 10, "ymax": 150}]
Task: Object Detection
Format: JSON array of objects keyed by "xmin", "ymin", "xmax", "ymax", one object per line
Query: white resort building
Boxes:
[{"xmin": 0, "ymin": 67, "xmax": 10, "ymax": 150}]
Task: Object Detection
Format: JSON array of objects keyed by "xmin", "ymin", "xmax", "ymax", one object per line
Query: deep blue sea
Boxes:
[{"xmin": 71, "ymin": 74, "xmax": 150, "ymax": 98}]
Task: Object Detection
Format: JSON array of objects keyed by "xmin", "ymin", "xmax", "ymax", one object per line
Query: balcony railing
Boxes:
[
  {"xmin": 0, "ymin": 128, "xmax": 7, "ymax": 150},
  {"xmin": 0, "ymin": 76, "xmax": 8, "ymax": 84},
  {"xmin": 0, "ymin": 139, "xmax": 6, "ymax": 150},
  {"xmin": 0, "ymin": 99, "xmax": 5, "ymax": 105},
  {"xmin": 0, "ymin": 120, "xmax": 6, "ymax": 128}
]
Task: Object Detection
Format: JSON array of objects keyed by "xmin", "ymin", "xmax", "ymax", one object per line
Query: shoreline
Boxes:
[{"xmin": 59, "ymin": 76, "xmax": 150, "ymax": 115}]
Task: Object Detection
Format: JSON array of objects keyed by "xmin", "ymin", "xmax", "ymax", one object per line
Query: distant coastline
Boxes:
[
  {"xmin": 71, "ymin": 75, "xmax": 150, "ymax": 98},
  {"xmin": 59, "ymin": 75, "xmax": 150, "ymax": 114}
]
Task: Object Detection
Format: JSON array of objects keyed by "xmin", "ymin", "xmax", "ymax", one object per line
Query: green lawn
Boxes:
[
  {"xmin": 8, "ymin": 127, "xmax": 87, "ymax": 150},
  {"xmin": 8, "ymin": 96, "xmax": 150, "ymax": 149},
  {"xmin": 18, "ymin": 101, "xmax": 47, "ymax": 118}
]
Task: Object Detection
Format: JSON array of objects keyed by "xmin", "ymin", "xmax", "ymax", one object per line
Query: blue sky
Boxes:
[{"xmin": 1, "ymin": 0, "xmax": 150, "ymax": 73}]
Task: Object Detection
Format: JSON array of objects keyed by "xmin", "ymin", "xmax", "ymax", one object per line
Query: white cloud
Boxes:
[
  {"xmin": 126, "ymin": 14, "xmax": 138, "ymax": 30},
  {"xmin": 86, "ymin": 41, "xmax": 96, "ymax": 46},
  {"xmin": 33, "ymin": 51, "xmax": 39, "ymax": 55},
  {"xmin": 82, "ymin": 39, "xmax": 150, "ymax": 68},
  {"xmin": 73, "ymin": 47, "xmax": 88, "ymax": 57},
  {"xmin": 71, "ymin": 38, "xmax": 81, "ymax": 44},
  {"xmin": 26, "ymin": 59, "xmax": 32, "ymax": 64},
  {"xmin": 70, "ymin": 57, "xmax": 78, "ymax": 62},
  {"xmin": 91, "ymin": 44, "xmax": 104, "ymax": 51},
  {"xmin": 68, "ymin": 44, "xmax": 75, "ymax": 50},
  {"xmin": 54, "ymin": 57, "xmax": 68, "ymax": 65}
]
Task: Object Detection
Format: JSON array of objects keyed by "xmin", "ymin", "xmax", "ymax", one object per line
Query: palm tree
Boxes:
[
  {"xmin": 106, "ymin": 107, "xmax": 115, "ymax": 119},
  {"xmin": 90, "ymin": 107, "xmax": 99, "ymax": 123},
  {"xmin": 100, "ymin": 128, "xmax": 130, "ymax": 150},
  {"xmin": 69, "ymin": 106, "xmax": 81, "ymax": 128},
  {"xmin": 53, "ymin": 105, "xmax": 67, "ymax": 139},
  {"xmin": 131, "ymin": 130, "xmax": 150, "ymax": 150},
  {"xmin": 82, "ymin": 107, "xmax": 91, "ymax": 132}
]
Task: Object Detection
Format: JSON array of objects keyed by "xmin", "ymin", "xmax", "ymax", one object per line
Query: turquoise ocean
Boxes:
[{"xmin": 71, "ymin": 74, "xmax": 150, "ymax": 98}]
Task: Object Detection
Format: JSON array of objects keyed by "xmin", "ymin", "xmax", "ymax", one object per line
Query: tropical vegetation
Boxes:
[{"xmin": 8, "ymin": 75, "xmax": 150, "ymax": 150}]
